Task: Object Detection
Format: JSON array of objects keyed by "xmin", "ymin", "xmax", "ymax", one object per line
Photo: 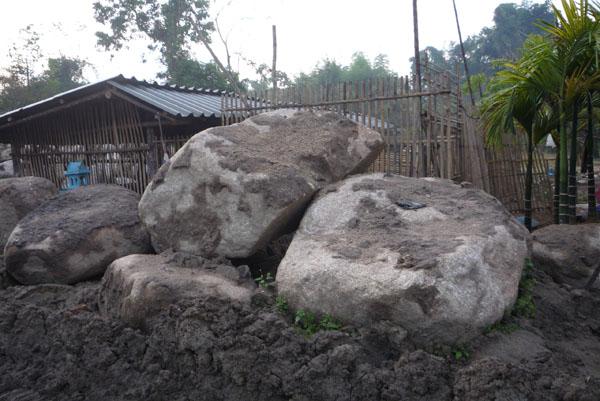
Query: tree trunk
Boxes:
[
  {"xmin": 525, "ymin": 130, "xmax": 534, "ymax": 231},
  {"xmin": 587, "ymin": 93, "xmax": 597, "ymax": 220},
  {"xmin": 554, "ymin": 150, "xmax": 560, "ymax": 224},
  {"xmin": 568, "ymin": 100, "xmax": 579, "ymax": 223},
  {"xmin": 559, "ymin": 103, "xmax": 569, "ymax": 224}
]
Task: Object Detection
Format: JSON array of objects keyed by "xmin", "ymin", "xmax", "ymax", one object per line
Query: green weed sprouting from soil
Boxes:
[
  {"xmin": 513, "ymin": 258, "xmax": 536, "ymax": 318},
  {"xmin": 484, "ymin": 320, "xmax": 519, "ymax": 335},
  {"xmin": 273, "ymin": 294, "xmax": 343, "ymax": 336},
  {"xmin": 275, "ymin": 295, "xmax": 288, "ymax": 313},
  {"xmin": 451, "ymin": 344, "xmax": 471, "ymax": 361},
  {"xmin": 255, "ymin": 271, "xmax": 275, "ymax": 289}
]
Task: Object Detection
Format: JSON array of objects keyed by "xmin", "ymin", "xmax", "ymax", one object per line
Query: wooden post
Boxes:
[
  {"xmin": 412, "ymin": 0, "xmax": 422, "ymax": 92},
  {"xmin": 452, "ymin": 0, "xmax": 476, "ymax": 107},
  {"xmin": 272, "ymin": 25, "xmax": 278, "ymax": 106},
  {"xmin": 11, "ymin": 142, "xmax": 21, "ymax": 177},
  {"xmin": 145, "ymin": 127, "xmax": 158, "ymax": 179}
]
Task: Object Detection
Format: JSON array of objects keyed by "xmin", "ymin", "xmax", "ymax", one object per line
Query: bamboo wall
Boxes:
[
  {"xmin": 486, "ymin": 134, "xmax": 553, "ymax": 216},
  {"xmin": 221, "ymin": 64, "xmax": 490, "ymax": 189},
  {"xmin": 6, "ymin": 98, "xmax": 151, "ymax": 194},
  {"xmin": 221, "ymin": 66, "xmax": 554, "ymax": 216}
]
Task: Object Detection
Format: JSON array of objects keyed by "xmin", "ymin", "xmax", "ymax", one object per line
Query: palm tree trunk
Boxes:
[
  {"xmin": 568, "ymin": 100, "xmax": 579, "ymax": 223},
  {"xmin": 525, "ymin": 130, "xmax": 534, "ymax": 231},
  {"xmin": 559, "ymin": 105, "xmax": 570, "ymax": 224},
  {"xmin": 554, "ymin": 151, "xmax": 560, "ymax": 224},
  {"xmin": 587, "ymin": 93, "xmax": 597, "ymax": 220}
]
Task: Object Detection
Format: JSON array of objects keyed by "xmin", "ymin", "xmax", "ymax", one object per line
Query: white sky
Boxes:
[{"xmin": 0, "ymin": 0, "xmax": 552, "ymax": 83}]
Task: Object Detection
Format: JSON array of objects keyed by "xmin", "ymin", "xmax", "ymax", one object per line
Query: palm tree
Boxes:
[
  {"xmin": 481, "ymin": 36, "xmax": 558, "ymax": 231},
  {"xmin": 542, "ymin": 0, "xmax": 600, "ymax": 223}
]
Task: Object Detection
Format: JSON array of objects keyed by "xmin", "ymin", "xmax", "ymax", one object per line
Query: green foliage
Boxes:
[
  {"xmin": 451, "ymin": 345, "xmax": 471, "ymax": 361},
  {"xmin": 294, "ymin": 52, "xmax": 397, "ymax": 87},
  {"xmin": 513, "ymin": 258, "xmax": 536, "ymax": 318},
  {"xmin": 160, "ymin": 57, "xmax": 236, "ymax": 91},
  {"xmin": 275, "ymin": 295, "xmax": 288, "ymax": 313},
  {"xmin": 254, "ymin": 272, "xmax": 274, "ymax": 289},
  {"xmin": 319, "ymin": 314, "xmax": 343, "ymax": 331},
  {"xmin": 0, "ymin": 26, "xmax": 88, "ymax": 113},
  {"xmin": 293, "ymin": 309, "xmax": 342, "ymax": 336},
  {"xmin": 294, "ymin": 309, "xmax": 318, "ymax": 336},
  {"xmin": 411, "ymin": 1, "xmax": 554, "ymax": 79},
  {"xmin": 93, "ymin": 0, "xmax": 214, "ymax": 82},
  {"xmin": 484, "ymin": 320, "xmax": 519, "ymax": 335}
]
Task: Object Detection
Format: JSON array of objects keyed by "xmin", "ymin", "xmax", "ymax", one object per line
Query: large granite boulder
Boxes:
[
  {"xmin": 532, "ymin": 223, "xmax": 600, "ymax": 287},
  {"xmin": 4, "ymin": 185, "xmax": 151, "ymax": 285},
  {"xmin": 139, "ymin": 109, "xmax": 383, "ymax": 258},
  {"xmin": 0, "ymin": 177, "xmax": 57, "ymax": 250},
  {"xmin": 98, "ymin": 252, "xmax": 256, "ymax": 329},
  {"xmin": 276, "ymin": 174, "xmax": 530, "ymax": 345}
]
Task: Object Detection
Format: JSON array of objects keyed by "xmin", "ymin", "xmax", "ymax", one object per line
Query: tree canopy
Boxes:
[
  {"xmin": 93, "ymin": 0, "xmax": 215, "ymax": 84},
  {"xmin": 411, "ymin": 1, "xmax": 554, "ymax": 79},
  {"xmin": 0, "ymin": 26, "xmax": 88, "ymax": 114},
  {"xmin": 294, "ymin": 52, "xmax": 397, "ymax": 87}
]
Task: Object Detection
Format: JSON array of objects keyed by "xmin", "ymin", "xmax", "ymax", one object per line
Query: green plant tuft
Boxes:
[
  {"xmin": 294, "ymin": 309, "xmax": 318, "ymax": 336},
  {"xmin": 485, "ymin": 320, "xmax": 519, "ymax": 334},
  {"xmin": 319, "ymin": 314, "xmax": 343, "ymax": 331},
  {"xmin": 451, "ymin": 345, "xmax": 471, "ymax": 361},
  {"xmin": 293, "ymin": 310, "xmax": 343, "ymax": 336},
  {"xmin": 275, "ymin": 295, "xmax": 288, "ymax": 313},
  {"xmin": 513, "ymin": 258, "xmax": 536, "ymax": 318},
  {"xmin": 255, "ymin": 271, "xmax": 275, "ymax": 289}
]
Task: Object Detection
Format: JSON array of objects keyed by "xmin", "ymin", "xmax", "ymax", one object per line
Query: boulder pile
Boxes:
[
  {"xmin": 1, "ymin": 111, "xmax": 537, "ymax": 346},
  {"xmin": 139, "ymin": 109, "xmax": 383, "ymax": 258},
  {"xmin": 4, "ymin": 184, "xmax": 151, "ymax": 285},
  {"xmin": 276, "ymin": 174, "xmax": 530, "ymax": 344}
]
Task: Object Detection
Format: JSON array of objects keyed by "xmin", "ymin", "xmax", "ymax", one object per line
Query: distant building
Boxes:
[{"xmin": 0, "ymin": 75, "xmax": 230, "ymax": 193}]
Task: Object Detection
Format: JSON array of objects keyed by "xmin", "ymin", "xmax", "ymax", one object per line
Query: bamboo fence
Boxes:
[
  {"xmin": 222, "ymin": 64, "xmax": 490, "ymax": 189},
  {"xmin": 7, "ymin": 98, "xmax": 151, "ymax": 193},
  {"xmin": 221, "ymin": 65, "xmax": 553, "ymax": 216}
]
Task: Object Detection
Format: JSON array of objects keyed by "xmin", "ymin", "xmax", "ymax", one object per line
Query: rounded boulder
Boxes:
[
  {"xmin": 276, "ymin": 174, "xmax": 530, "ymax": 345},
  {"xmin": 532, "ymin": 223, "xmax": 600, "ymax": 287},
  {"xmin": 139, "ymin": 109, "xmax": 383, "ymax": 258},
  {"xmin": 0, "ymin": 176, "xmax": 57, "ymax": 250},
  {"xmin": 4, "ymin": 184, "xmax": 151, "ymax": 285}
]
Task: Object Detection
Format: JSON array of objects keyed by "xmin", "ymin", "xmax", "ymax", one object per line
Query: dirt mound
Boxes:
[{"xmin": 1, "ymin": 263, "xmax": 600, "ymax": 400}]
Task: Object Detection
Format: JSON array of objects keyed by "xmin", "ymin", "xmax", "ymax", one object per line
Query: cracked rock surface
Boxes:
[{"xmin": 139, "ymin": 109, "xmax": 383, "ymax": 258}]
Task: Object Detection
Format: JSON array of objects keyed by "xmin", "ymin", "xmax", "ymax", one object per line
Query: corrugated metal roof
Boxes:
[
  {"xmin": 108, "ymin": 79, "xmax": 224, "ymax": 118},
  {"xmin": 0, "ymin": 75, "xmax": 229, "ymax": 126}
]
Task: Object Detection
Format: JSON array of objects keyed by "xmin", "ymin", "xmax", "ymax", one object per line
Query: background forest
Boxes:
[{"xmin": 0, "ymin": 0, "xmax": 553, "ymax": 114}]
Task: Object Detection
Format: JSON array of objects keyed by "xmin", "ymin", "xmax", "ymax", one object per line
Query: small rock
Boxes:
[{"xmin": 98, "ymin": 253, "xmax": 256, "ymax": 329}]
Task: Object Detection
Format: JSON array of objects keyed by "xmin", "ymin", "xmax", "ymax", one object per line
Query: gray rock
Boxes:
[
  {"xmin": 276, "ymin": 173, "xmax": 530, "ymax": 345},
  {"xmin": 98, "ymin": 252, "xmax": 256, "ymax": 328},
  {"xmin": 4, "ymin": 184, "xmax": 151, "ymax": 285},
  {"xmin": 0, "ymin": 160, "xmax": 13, "ymax": 179},
  {"xmin": 532, "ymin": 223, "xmax": 600, "ymax": 287},
  {"xmin": 139, "ymin": 109, "xmax": 383, "ymax": 258},
  {"xmin": 0, "ymin": 144, "xmax": 10, "ymax": 162},
  {"xmin": 476, "ymin": 329, "xmax": 550, "ymax": 365},
  {"xmin": 0, "ymin": 177, "xmax": 57, "ymax": 251}
]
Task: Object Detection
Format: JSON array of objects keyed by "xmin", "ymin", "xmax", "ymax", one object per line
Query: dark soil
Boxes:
[{"xmin": 1, "ymin": 260, "xmax": 600, "ymax": 401}]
